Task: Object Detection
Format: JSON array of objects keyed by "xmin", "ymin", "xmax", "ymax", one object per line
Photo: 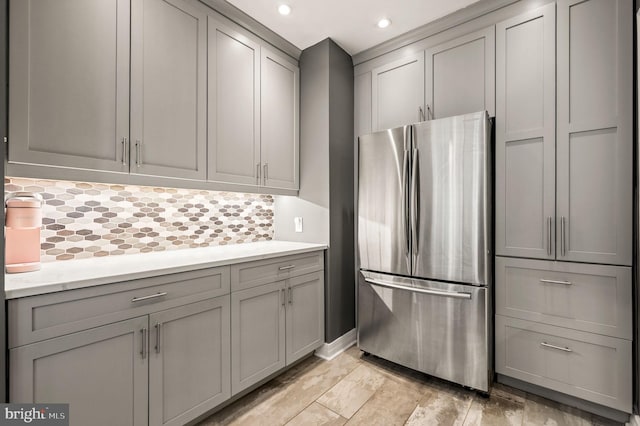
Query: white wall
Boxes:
[{"xmin": 274, "ymin": 40, "xmax": 331, "ymax": 245}]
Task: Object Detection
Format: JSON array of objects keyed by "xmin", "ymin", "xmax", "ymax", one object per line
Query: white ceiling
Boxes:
[{"xmin": 225, "ymin": 0, "xmax": 484, "ymax": 55}]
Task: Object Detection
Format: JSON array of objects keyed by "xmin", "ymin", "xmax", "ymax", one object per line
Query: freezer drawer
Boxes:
[
  {"xmin": 357, "ymin": 271, "xmax": 489, "ymax": 391},
  {"xmin": 495, "ymin": 315, "xmax": 632, "ymax": 412}
]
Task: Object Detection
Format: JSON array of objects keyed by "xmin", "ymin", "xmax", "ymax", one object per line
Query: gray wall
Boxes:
[
  {"xmin": 327, "ymin": 41, "xmax": 355, "ymax": 342},
  {"xmin": 1, "ymin": 0, "xmax": 7, "ymax": 403},
  {"xmin": 274, "ymin": 38, "xmax": 355, "ymax": 343}
]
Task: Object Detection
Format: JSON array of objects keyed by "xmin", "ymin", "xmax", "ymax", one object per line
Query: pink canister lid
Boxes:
[{"xmin": 5, "ymin": 192, "xmax": 43, "ymax": 208}]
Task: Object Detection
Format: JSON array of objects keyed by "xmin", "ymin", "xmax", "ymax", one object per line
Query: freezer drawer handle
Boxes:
[
  {"xmin": 539, "ymin": 279, "xmax": 572, "ymax": 286},
  {"xmin": 365, "ymin": 278, "xmax": 472, "ymax": 299},
  {"xmin": 540, "ymin": 342, "xmax": 572, "ymax": 352},
  {"xmin": 131, "ymin": 292, "xmax": 168, "ymax": 303}
]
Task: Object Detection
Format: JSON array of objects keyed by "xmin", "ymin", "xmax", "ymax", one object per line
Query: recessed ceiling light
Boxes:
[
  {"xmin": 278, "ymin": 4, "xmax": 291, "ymax": 15},
  {"xmin": 377, "ymin": 18, "xmax": 391, "ymax": 29}
]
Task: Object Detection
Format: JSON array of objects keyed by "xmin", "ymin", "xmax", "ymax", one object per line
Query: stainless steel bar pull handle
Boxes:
[
  {"xmin": 418, "ymin": 106, "xmax": 425, "ymax": 122},
  {"xmin": 135, "ymin": 140, "xmax": 142, "ymax": 167},
  {"xmin": 410, "ymin": 149, "xmax": 419, "ymax": 255},
  {"xmin": 547, "ymin": 217, "xmax": 552, "ymax": 255},
  {"xmin": 539, "ymin": 279, "xmax": 572, "ymax": 286},
  {"xmin": 263, "ymin": 163, "xmax": 268, "ymax": 185},
  {"xmin": 365, "ymin": 278, "xmax": 472, "ymax": 300},
  {"xmin": 131, "ymin": 292, "xmax": 168, "ymax": 303},
  {"xmin": 402, "ymin": 150, "xmax": 410, "ymax": 256},
  {"xmin": 155, "ymin": 323, "xmax": 162, "ymax": 354},
  {"xmin": 426, "ymin": 104, "xmax": 433, "ymax": 120},
  {"xmin": 281, "ymin": 288, "xmax": 285, "ymax": 306},
  {"xmin": 256, "ymin": 163, "xmax": 261, "ymax": 185},
  {"xmin": 121, "ymin": 137, "xmax": 128, "ymax": 166},
  {"xmin": 288, "ymin": 287, "xmax": 292, "ymax": 304},
  {"xmin": 140, "ymin": 328, "xmax": 148, "ymax": 359},
  {"xmin": 561, "ymin": 216, "xmax": 566, "ymax": 256},
  {"xmin": 279, "ymin": 265, "xmax": 295, "ymax": 271},
  {"xmin": 540, "ymin": 342, "xmax": 572, "ymax": 352}
]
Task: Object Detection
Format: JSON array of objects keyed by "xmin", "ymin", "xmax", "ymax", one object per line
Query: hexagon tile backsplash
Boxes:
[{"xmin": 5, "ymin": 178, "xmax": 274, "ymax": 262}]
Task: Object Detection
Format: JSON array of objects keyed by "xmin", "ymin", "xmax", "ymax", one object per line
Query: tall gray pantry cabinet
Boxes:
[{"xmin": 494, "ymin": 0, "xmax": 633, "ymax": 415}]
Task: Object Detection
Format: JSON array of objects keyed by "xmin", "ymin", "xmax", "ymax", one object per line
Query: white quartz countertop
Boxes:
[{"xmin": 5, "ymin": 241, "xmax": 327, "ymax": 299}]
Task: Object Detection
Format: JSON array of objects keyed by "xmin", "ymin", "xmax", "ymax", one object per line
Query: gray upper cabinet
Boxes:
[
  {"xmin": 260, "ymin": 48, "xmax": 300, "ymax": 190},
  {"xmin": 371, "ymin": 52, "xmax": 424, "ymax": 131},
  {"xmin": 425, "ymin": 27, "xmax": 495, "ymax": 119},
  {"xmin": 207, "ymin": 20, "xmax": 261, "ymax": 186},
  {"xmin": 556, "ymin": 0, "xmax": 632, "ymax": 266},
  {"xmin": 207, "ymin": 17, "xmax": 299, "ymax": 191},
  {"xmin": 8, "ymin": 0, "xmax": 130, "ymax": 173},
  {"xmin": 10, "ymin": 316, "xmax": 149, "ymax": 426},
  {"xmin": 149, "ymin": 297, "xmax": 230, "ymax": 426},
  {"xmin": 130, "ymin": 0, "xmax": 207, "ymax": 181},
  {"xmin": 495, "ymin": 4, "xmax": 556, "ymax": 259}
]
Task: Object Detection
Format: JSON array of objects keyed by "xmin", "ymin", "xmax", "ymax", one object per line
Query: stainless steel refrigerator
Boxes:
[{"xmin": 357, "ymin": 111, "xmax": 492, "ymax": 392}]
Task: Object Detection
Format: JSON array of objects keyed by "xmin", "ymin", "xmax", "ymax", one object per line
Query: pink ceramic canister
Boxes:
[{"xmin": 5, "ymin": 192, "xmax": 43, "ymax": 273}]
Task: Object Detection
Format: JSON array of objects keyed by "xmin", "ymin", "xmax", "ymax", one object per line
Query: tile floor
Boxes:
[{"xmin": 198, "ymin": 345, "xmax": 623, "ymax": 426}]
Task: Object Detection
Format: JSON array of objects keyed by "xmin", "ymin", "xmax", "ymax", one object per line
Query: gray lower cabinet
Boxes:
[
  {"xmin": 149, "ymin": 297, "xmax": 230, "ymax": 426},
  {"xmin": 231, "ymin": 270, "xmax": 324, "ymax": 395},
  {"xmin": 285, "ymin": 271, "xmax": 324, "ymax": 364},
  {"xmin": 495, "ymin": 257, "xmax": 632, "ymax": 339},
  {"xmin": 8, "ymin": 0, "xmax": 130, "ymax": 173},
  {"xmin": 495, "ymin": 256, "xmax": 633, "ymax": 413},
  {"xmin": 10, "ymin": 316, "xmax": 149, "ymax": 426},
  {"xmin": 495, "ymin": 315, "xmax": 632, "ymax": 412},
  {"xmin": 425, "ymin": 26, "xmax": 495, "ymax": 119},
  {"xmin": 231, "ymin": 281, "xmax": 286, "ymax": 394}
]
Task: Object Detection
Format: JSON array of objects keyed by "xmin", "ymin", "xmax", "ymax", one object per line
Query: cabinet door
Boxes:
[
  {"xmin": 425, "ymin": 27, "xmax": 495, "ymax": 119},
  {"xmin": 261, "ymin": 48, "xmax": 300, "ymax": 190},
  {"xmin": 371, "ymin": 52, "xmax": 424, "ymax": 131},
  {"xmin": 286, "ymin": 272, "xmax": 324, "ymax": 364},
  {"xmin": 231, "ymin": 281, "xmax": 285, "ymax": 395},
  {"xmin": 149, "ymin": 297, "xmax": 230, "ymax": 426},
  {"xmin": 556, "ymin": 0, "xmax": 632, "ymax": 265},
  {"xmin": 10, "ymin": 316, "xmax": 148, "ymax": 426},
  {"xmin": 130, "ymin": 0, "xmax": 207, "ymax": 180},
  {"xmin": 208, "ymin": 19, "xmax": 261, "ymax": 186},
  {"xmin": 495, "ymin": 5, "xmax": 556, "ymax": 259},
  {"xmin": 8, "ymin": 0, "xmax": 130, "ymax": 173}
]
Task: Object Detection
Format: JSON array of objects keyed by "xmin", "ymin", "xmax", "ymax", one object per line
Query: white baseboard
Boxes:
[
  {"xmin": 314, "ymin": 328, "xmax": 356, "ymax": 361},
  {"xmin": 628, "ymin": 414, "xmax": 640, "ymax": 426}
]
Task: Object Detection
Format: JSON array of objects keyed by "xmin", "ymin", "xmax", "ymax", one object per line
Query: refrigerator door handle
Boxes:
[
  {"xmin": 402, "ymin": 150, "xmax": 410, "ymax": 256},
  {"xmin": 364, "ymin": 277, "xmax": 472, "ymax": 300},
  {"xmin": 410, "ymin": 149, "xmax": 419, "ymax": 255}
]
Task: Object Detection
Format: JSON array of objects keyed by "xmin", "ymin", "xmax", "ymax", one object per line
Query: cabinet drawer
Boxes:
[
  {"xmin": 495, "ymin": 315, "xmax": 632, "ymax": 412},
  {"xmin": 231, "ymin": 251, "xmax": 324, "ymax": 291},
  {"xmin": 9, "ymin": 266, "xmax": 230, "ymax": 348},
  {"xmin": 495, "ymin": 257, "xmax": 632, "ymax": 339}
]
